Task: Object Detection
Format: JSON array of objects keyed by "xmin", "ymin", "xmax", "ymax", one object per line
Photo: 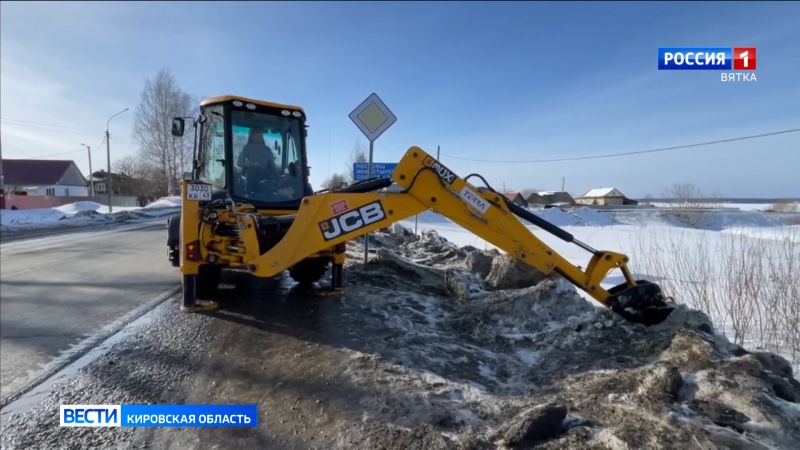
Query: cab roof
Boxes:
[{"xmin": 200, "ymin": 95, "xmax": 304, "ymax": 112}]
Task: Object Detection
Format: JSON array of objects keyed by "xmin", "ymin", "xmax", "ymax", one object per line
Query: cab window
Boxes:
[{"xmin": 198, "ymin": 105, "xmax": 225, "ymax": 188}]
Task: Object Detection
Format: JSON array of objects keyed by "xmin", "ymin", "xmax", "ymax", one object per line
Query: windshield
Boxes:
[{"xmin": 231, "ymin": 109, "xmax": 305, "ymax": 204}]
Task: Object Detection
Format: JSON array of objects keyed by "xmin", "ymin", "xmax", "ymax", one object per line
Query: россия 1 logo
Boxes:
[{"xmin": 658, "ymin": 47, "xmax": 757, "ymax": 82}]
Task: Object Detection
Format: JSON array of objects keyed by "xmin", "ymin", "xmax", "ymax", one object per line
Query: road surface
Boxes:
[{"xmin": 0, "ymin": 222, "xmax": 178, "ymax": 401}]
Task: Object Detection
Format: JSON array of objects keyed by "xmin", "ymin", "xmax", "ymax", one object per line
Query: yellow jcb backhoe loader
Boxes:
[{"xmin": 167, "ymin": 95, "xmax": 672, "ymax": 325}]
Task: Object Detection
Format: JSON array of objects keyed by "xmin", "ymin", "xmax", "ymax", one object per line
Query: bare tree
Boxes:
[
  {"xmin": 347, "ymin": 141, "xmax": 368, "ymax": 181},
  {"xmin": 114, "ymin": 155, "xmax": 139, "ymax": 178},
  {"xmin": 669, "ymin": 182, "xmax": 703, "ymax": 208},
  {"xmin": 321, "ymin": 173, "xmax": 348, "ymax": 190},
  {"xmin": 113, "ymin": 155, "xmax": 168, "ymax": 198},
  {"xmin": 132, "ymin": 69, "xmax": 194, "ymax": 195}
]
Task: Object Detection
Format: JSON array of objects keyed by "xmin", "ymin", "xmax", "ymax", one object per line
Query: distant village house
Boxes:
[
  {"xmin": 526, "ymin": 191, "xmax": 575, "ymax": 206},
  {"xmin": 1, "ymin": 159, "xmax": 88, "ymax": 198},
  {"xmin": 575, "ymin": 187, "xmax": 638, "ymax": 206},
  {"xmin": 502, "ymin": 192, "xmax": 528, "ymax": 207}
]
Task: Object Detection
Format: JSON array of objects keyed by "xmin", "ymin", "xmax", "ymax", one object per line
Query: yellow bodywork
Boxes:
[
  {"xmin": 181, "ymin": 146, "xmax": 636, "ymax": 306},
  {"xmin": 200, "ymin": 95, "xmax": 304, "ymax": 112}
]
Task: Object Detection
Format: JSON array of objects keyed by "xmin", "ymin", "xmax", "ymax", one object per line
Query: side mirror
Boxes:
[{"xmin": 171, "ymin": 118, "xmax": 185, "ymax": 137}]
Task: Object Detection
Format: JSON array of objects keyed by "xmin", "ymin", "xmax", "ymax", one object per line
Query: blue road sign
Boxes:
[{"xmin": 353, "ymin": 162, "xmax": 397, "ymax": 181}]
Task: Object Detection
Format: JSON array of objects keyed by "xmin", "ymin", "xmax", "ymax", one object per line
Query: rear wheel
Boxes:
[
  {"xmin": 167, "ymin": 214, "xmax": 180, "ymax": 267},
  {"xmin": 181, "ymin": 269, "xmax": 221, "ymax": 313},
  {"xmin": 197, "ymin": 265, "xmax": 223, "ymax": 298},
  {"xmin": 168, "ymin": 246, "xmax": 180, "ymax": 267},
  {"xmin": 182, "ymin": 274, "xmax": 197, "ymax": 308},
  {"xmin": 289, "ymin": 258, "xmax": 330, "ymax": 285}
]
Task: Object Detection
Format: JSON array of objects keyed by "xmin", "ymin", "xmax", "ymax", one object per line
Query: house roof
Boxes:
[
  {"xmin": 579, "ymin": 187, "xmax": 624, "ymax": 198},
  {"xmin": 1, "ymin": 159, "xmax": 84, "ymax": 186},
  {"xmin": 527, "ymin": 191, "xmax": 574, "ymax": 202},
  {"xmin": 502, "ymin": 192, "xmax": 524, "ymax": 200}
]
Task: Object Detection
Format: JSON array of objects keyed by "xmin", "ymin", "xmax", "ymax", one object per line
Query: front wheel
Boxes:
[{"xmin": 289, "ymin": 258, "xmax": 330, "ymax": 285}]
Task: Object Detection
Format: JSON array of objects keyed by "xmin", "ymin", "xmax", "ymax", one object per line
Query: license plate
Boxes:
[{"xmin": 186, "ymin": 183, "xmax": 212, "ymax": 201}]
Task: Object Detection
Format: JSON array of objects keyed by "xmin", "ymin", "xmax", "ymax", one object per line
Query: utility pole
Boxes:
[
  {"xmin": 437, "ymin": 144, "xmax": 440, "ymax": 160},
  {"xmin": 0, "ymin": 137, "xmax": 4, "ymax": 194},
  {"xmin": 0, "ymin": 137, "xmax": 5, "ymax": 208},
  {"xmin": 105, "ymin": 107, "xmax": 129, "ymax": 213},
  {"xmin": 561, "ymin": 177, "xmax": 565, "ymax": 192},
  {"xmin": 81, "ymin": 143, "xmax": 94, "ymax": 196},
  {"xmin": 105, "ymin": 131, "xmax": 112, "ymax": 212}
]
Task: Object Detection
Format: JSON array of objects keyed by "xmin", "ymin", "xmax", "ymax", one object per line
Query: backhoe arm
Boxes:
[{"xmin": 244, "ymin": 146, "xmax": 671, "ymax": 325}]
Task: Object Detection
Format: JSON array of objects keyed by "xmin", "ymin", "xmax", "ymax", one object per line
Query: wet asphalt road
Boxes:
[{"xmin": 0, "ymin": 222, "xmax": 178, "ymax": 401}]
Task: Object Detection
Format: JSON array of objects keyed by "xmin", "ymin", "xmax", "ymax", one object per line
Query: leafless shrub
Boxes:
[
  {"xmin": 633, "ymin": 227, "xmax": 800, "ymax": 363},
  {"xmin": 669, "ymin": 182, "xmax": 703, "ymax": 208},
  {"xmin": 768, "ymin": 202, "xmax": 799, "ymax": 213},
  {"xmin": 321, "ymin": 173, "xmax": 348, "ymax": 190},
  {"xmin": 347, "ymin": 141, "xmax": 368, "ymax": 182}
]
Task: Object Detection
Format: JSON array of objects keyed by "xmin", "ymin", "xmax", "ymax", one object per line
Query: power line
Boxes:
[
  {"xmin": 441, "ymin": 127, "xmax": 800, "ymax": 164},
  {"xmin": 27, "ymin": 149, "xmax": 85, "ymax": 159},
  {"xmin": 4, "ymin": 133, "xmax": 106, "ymax": 161},
  {"xmin": 0, "ymin": 117, "xmax": 98, "ymax": 133}
]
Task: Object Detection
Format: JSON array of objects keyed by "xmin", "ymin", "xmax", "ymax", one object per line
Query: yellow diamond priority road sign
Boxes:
[{"xmin": 349, "ymin": 93, "xmax": 397, "ymax": 142}]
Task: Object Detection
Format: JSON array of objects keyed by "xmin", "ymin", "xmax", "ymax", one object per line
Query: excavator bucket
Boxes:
[{"xmin": 607, "ymin": 280, "xmax": 673, "ymax": 325}]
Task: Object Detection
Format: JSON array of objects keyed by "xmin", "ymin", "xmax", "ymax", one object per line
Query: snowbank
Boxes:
[
  {"xmin": 1, "ymin": 199, "xmax": 180, "ymax": 231},
  {"xmin": 535, "ymin": 206, "xmax": 616, "ymax": 226},
  {"xmin": 144, "ymin": 196, "xmax": 181, "ymax": 209},
  {"xmin": 53, "ymin": 201, "xmax": 105, "ymax": 215},
  {"xmin": 0, "ymin": 208, "xmax": 66, "ymax": 227},
  {"xmin": 339, "ymin": 228, "xmax": 800, "ymax": 448}
]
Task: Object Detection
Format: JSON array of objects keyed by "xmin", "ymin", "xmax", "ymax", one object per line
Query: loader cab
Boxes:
[{"xmin": 181, "ymin": 95, "xmax": 311, "ymax": 211}]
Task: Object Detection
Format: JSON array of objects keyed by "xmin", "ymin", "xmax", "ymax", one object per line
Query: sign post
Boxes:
[{"xmin": 349, "ymin": 93, "xmax": 397, "ymax": 263}]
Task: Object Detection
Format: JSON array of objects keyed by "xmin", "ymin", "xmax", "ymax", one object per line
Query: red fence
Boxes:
[{"xmin": 1, "ymin": 194, "xmax": 138, "ymax": 210}]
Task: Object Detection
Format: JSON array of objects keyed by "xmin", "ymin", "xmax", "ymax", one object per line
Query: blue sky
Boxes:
[{"xmin": 2, "ymin": 1, "xmax": 798, "ymax": 197}]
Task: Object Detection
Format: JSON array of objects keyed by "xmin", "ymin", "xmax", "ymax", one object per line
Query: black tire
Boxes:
[
  {"xmin": 167, "ymin": 214, "xmax": 181, "ymax": 267},
  {"xmin": 182, "ymin": 274, "xmax": 197, "ymax": 308},
  {"xmin": 197, "ymin": 265, "xmax": 223, "ymax": 298},
  {"xmin": 168, "ymin": 246, "xmax": 180, "ymax": 267},
  {"xmin": 289, "ymin": 258, "xmax": 330, "ymax": 285}
]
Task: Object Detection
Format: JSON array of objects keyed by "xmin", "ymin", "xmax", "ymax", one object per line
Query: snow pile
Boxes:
[
  {"xmin": 1, "ymin": 199, "xmax": 180, "ymax": 232},
  {"xmin": 571, "ymin": 207, "xmax": 616, "ymax": 225},
  {"xmin": 0, "ymin": 208, "xmax": 66, "ymax": 227},
  {"xmin": 336, "ymin": 228, "xmax": 800, "ymax": 448},
  {"xmin": 529, "ymin": 207, "xmax": 616, "ymax": 227},
  {"xmin": 53, "ymin": 201, "xmax": 106, "ymax": 215},
  {"xmin": 144, "ymin": 196, "xmax": 181, "ymax": 208}
]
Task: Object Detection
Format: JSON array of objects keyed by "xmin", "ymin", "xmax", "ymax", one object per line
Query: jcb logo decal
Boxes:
[
  {"xmin": 423, "ymin": 156, "xmax": 456, "ymax": 185},
  {"xmin": 319, "ymin": 201, "xmax": 386, "ymax": 241}
]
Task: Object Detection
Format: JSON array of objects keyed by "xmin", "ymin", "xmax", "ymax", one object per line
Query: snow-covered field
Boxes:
[
  {"xmin": 401, "ymin": 205, "xmax": 800, "ymax": 369},
  {"xmin": 651, "ymin": 202, "xmax": 799, "ymax": 212},
  {"xmin": 0, "ymin": 197, "xmax": 181, "ymax": 231}
]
